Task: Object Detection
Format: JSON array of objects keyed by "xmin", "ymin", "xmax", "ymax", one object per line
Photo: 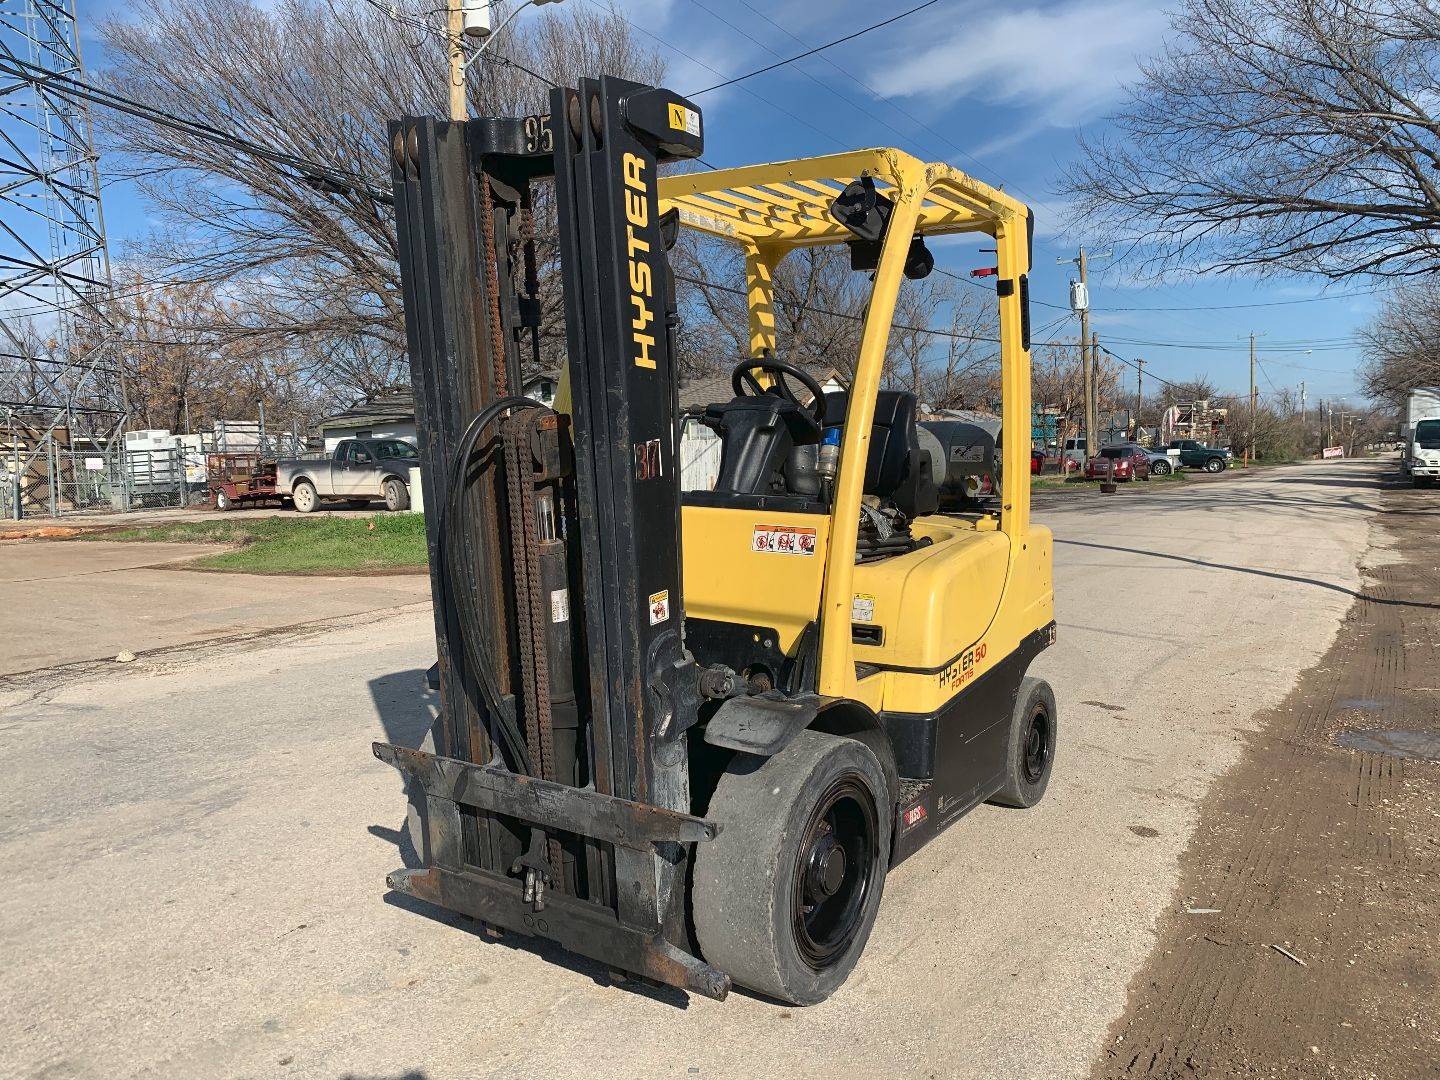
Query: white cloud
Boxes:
[{"xmin": 868, "ymin": 0, "xmax": 1168, "ymax": 129}]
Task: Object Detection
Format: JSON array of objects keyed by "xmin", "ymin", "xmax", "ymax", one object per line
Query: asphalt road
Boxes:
[{"xmin": 0, "ymin": 460, "xmax": 1380, "ymax": 1080}]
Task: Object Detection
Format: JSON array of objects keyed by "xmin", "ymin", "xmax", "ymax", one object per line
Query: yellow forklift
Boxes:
[{"xmin": 375, "ymin": 77, "xmax": 1056, "ymax": 1006}]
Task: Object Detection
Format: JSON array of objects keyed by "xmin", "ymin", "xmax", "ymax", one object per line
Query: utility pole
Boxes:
[
  {"xmin": 448, "ymin": 0, "xmax": 467, "ymax": 120},
  {"xmin": 1061, "ymin": 246, "xmax": 1109, "ymax": 458},
  {"xmin": 1077, "ymin": 250, "xmax": 1092, "ymax": 458},
  {"xmin": 1246, "ymin": 332, "xmax": 1257, "ymax": 467},
  {"xmin": 1134, "ymin": 358, "xmax": 1145, "ymax": 439},
  {"xmin": 1299, "ymin": 380, "xmax": 1306, "ymax": 421},
  {"xmin": 1089, "ymin": 331, "xmax": 1100, "ymax": 450}
]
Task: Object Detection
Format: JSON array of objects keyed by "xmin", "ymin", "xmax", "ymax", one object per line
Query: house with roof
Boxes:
[{"xmin": 318, "ymin": 387, "xmax": 417, "ymax": 451}]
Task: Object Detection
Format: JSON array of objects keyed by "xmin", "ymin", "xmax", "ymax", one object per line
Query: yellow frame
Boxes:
[{"xmin": 659, "ymin": 149, "xmax": 1033, "ymax": 700}]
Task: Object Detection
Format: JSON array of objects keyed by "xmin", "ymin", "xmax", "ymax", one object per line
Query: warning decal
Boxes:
[
  {"xmin": 851, "ymin": 593, "xmax": 876, "ymax": 622},
  {"xmin": 648, "ymin": 589, "xmax": 671, "ymax": 626},
  {"xmin": 667, "ymin": 103, "xmax": 701, "ymax": 137},
  {"xmin": 752, "ymin": 524, "xmax": 817, "ymax": 556}
]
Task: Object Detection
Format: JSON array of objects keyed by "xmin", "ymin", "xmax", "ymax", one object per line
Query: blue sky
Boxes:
[{"xmin": 81, "ymin": 0, "xmax": 1377, "ymax": 405}]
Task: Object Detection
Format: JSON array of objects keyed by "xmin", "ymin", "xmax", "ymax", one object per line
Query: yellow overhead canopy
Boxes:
[{"xmin": 657, "ymin": 148, "xmax": 1027, "ymax": 249}]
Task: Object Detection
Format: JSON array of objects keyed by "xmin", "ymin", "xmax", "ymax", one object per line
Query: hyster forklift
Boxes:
[{"xmin": 375, "ymin": 76, "xmax": 1056, "ymax": 1005}]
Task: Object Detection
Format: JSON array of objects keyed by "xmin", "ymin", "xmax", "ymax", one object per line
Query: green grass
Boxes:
[{"xmin": 79, "ymin": 514, "xmax": 429, "ymax": 574}]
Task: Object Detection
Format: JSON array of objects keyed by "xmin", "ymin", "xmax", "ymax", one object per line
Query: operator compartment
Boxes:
[{"xmin": 680, "ymin": 362, "xmax": 1017, "ymax": 698}]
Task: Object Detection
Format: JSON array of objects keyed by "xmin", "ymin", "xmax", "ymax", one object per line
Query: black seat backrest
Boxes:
[{"xmin": 823, "ymin": 389, "xmax": 918, "ymax": 497}]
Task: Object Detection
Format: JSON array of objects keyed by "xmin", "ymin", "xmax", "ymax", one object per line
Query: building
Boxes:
[
  {"xmin": 1160, "ymin": 400, "xmax": 1229, "ymax": 447},
  {"xmin": 318, "ymin": 387, "xmax": 417, "ymax": 451}
]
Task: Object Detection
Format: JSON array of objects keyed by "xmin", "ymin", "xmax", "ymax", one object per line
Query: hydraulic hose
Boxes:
[{"xmin": 435, "ymin": 395, "xmax": 545, "ymax": 775}]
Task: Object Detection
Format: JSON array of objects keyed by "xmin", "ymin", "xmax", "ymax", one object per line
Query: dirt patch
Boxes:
[
  {"xmin": 1092, "ymin": 475, "xmax": 1440, "ymax": 1080},
  {"xmin": 0, "ymin": 525, "xmax": 98, "ymax": 541}
]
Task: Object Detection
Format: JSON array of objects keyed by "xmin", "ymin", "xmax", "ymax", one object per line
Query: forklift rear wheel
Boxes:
[
  {"xmin": 384, "ymin": 479, "xmax": 411, "ymax": 512},
  {"xmin": 990, "ymin": 676, "xmax": 1057, "ymax": 809},
  {"xmin": 694, "ymin": 729, "xmax": 890, "ymax": 1005},
  {"xmin": 292, "ymin": 480, "xmax": 318, "ymax": 513}
]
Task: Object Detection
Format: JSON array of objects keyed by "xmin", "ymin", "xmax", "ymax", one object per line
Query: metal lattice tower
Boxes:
[{"xmin": 1, "ymin": 0, "xmax": 123, "ymax": 515}]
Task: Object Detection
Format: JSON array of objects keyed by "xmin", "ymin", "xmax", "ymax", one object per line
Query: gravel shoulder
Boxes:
[{"xmin": 1093, "ymin": 467, "xmax": 1440, "ymax": 1079}]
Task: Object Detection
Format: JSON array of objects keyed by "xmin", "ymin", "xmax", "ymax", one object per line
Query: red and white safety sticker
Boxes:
[{"xmin": 752, "ymin": 524, "xmax": 817, "ymax": 556}]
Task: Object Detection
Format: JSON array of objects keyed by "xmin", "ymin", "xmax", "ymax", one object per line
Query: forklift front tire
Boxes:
[
  {"xmin": 694, "ymin": 729, "xmax": 891, "ymax": 1006},
  {"xmin": 990, "ymin": 676, "xmax": 1057, "ymax": 809}
]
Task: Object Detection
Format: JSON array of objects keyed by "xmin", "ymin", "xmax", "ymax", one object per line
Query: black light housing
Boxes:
[{"xmin": 831, "ymin": 174, "xmax": 933, "ymax": 279}]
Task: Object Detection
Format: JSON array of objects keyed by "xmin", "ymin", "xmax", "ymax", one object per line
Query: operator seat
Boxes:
[
  {"xmin": 822, "ymin": 389, "xmax": 939, "ymax": 518},
  {"xmin": 704, "ymin": 391, "xmax": 821, "ymax": 496}
]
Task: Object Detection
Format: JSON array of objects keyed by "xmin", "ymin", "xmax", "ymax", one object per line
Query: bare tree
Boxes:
[
  {"xmin": 1064, "ymin": 0, "xmax": 1440, "ymax": 280},
  {"xmin": 1156, "ymin": 376, "xmax": 1220, "ymax": 407},
  {"xmin": 675, "ymin": 237, "xmax": 980, "ymax": 395},
  {"xmin": 97, "ymin": 0, "xmax": 664, "ymax": 394},
  {"xmin": 1360, "ymin": 281, "xmax": 1440, "ymax": 407},
  {"xmin": 888, "ymin": 280, "xmax": 999, "ymax": 409},
  {"xmin": 1032, "ymin": 339, "xmax": 1122, "ymax": 453},
  {"xmin": 80, "ymin": 265, "xmax": 331, "ymax": 434}
]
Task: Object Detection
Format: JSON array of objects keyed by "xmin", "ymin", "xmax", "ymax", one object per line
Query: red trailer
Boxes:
[{"xmin": 207, "ymin": 453, "xmax": 281, "ymax": 511}]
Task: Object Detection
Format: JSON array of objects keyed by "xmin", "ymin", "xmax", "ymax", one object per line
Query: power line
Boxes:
[
  {"xmin": 676, "ymin": 270, "xmax": 1089, "ymax": 352},
  {"xmin": 934, "ymin": 266, "xmax": 1070, "ymax": 310},
  {"xmin": 580, "ymin": 0, "xmax": 859, "ymax": 157},
  {"xmin": 0, "ymin": 56, "xmax": 392, "ymax": 204},
  {"xmin": 1093, "ymin": 286, "xmax": 1385, "ymax": 313},
  {"xmin": 1095, "ymin": 343, "xmax": 1186, "ymax": 392},
  {"xmin": 688, "ymin": 0, "xmax": 944, "ymax": 96}
]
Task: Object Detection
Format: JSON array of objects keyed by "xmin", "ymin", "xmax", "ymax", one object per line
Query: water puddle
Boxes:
[{"xmin": 1335, "ymin": 728, "xmax": 1440, "ymax": 762}]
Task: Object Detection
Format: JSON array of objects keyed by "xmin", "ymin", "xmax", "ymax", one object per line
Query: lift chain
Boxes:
[
  {"xmin": 479, "ymin": 177, "xmax": 510, "ymax": 396},
  {"xmin": 501, "ymin": 413, "xmax": 563, "ymax": 890}
]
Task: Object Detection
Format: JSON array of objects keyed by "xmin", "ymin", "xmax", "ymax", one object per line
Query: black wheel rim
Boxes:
[
  {"xmin": 1022, "ymin": 705, "xmax": 1052, "ymax": 785},
  {"xmin": 790, "ymin": 772, "xmax": 878, "ymax": 971}
]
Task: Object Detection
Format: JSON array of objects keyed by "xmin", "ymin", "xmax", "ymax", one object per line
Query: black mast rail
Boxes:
[{"xmin": 377, "ymin": 78, "xmax": 722, "ymax": 997}]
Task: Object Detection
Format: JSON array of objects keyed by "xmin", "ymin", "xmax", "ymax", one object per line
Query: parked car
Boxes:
[
  {"xmin": 1086, "ymin": 444, "xmax": 1151, "ymax": 482},
  {"xmin": 1031, "ymin": 448, "xmax": 1046, "ymax": 474},
  {"xmin": 1107, "ymin": 442, "xmax": 1176, "ymax": 475},
  {"xmin": 274, "ymin": 438, "xmax": 417, "ymax": 512},
  {"xmin": 1167, "ymin": 439, "xmax": 1232, "ymax": 473}
]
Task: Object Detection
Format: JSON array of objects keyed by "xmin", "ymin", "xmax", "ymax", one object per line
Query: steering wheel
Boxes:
[{"xmin": 730, "ymin": 358, "xmax": 829, "ymax": 426}]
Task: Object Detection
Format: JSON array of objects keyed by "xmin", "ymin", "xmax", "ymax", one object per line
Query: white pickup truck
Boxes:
[{"xmin": 274, "ymin": 438, "xmax": 417, "ymax": 512}]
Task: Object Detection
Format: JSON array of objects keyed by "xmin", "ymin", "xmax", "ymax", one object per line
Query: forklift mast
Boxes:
[{"xmin": 377, "ymin": 78, "xmax": 731, "ymax": 997}]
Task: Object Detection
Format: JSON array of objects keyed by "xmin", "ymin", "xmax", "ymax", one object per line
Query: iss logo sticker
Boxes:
[
  {"xmin": 900, "ymin": 800, "xmax": 928, "ymax": 834},
  {"xmin": 752, "ymin": 524, "xmax": 817, "ymax": 556},
  {"xmin": 648, "ymin": 590, "xmax": 670, "ymax": 626}
]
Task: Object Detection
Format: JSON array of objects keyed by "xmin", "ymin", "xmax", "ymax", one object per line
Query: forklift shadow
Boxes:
[
  {"xmin": 340, "ymin": 1073, "xmax": 428, "ymax": 1080},
  {"xmin": 365, "ymin": 665, "xmax": 695, "ymax": 1009},
  {"xmin": 380, "ymin": 890, "xmax": 693, "ymax": 1009},
  {"xmin": 367, "ymin": 666, "xmax": 443, "ymax": 870},
  {"xmin": 1056, "ymin": 537, "xmax": 1440, "ymax": 610}
]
